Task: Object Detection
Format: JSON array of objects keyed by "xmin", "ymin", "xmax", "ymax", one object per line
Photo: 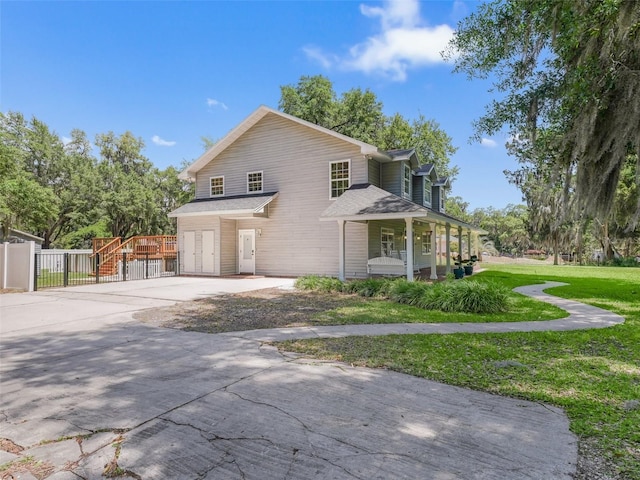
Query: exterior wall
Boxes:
[
  {"xmin": 380, "ymin": 162, "xmax": 402, "ymax": 197},
  {"xmin": 367, "ymin": 220, "xmax": 433, "ymax": 268},
  {"xmin": 368, "ymin": 158, "xmax": 381, "ymax": 187},
  {"xmin": 220, "ymin": 218, "xmax": 237, "ymax": 275},
  {"xmin": 432, "ymin": 186, "xmax": 441, "ymax": 213},
  {"xmin": 412, "ymin": 176, "xmax": 424, "ymax": 206},
  {"xmin": 188, "ymin": 112, "xmax": 369, "ymax": 277}
]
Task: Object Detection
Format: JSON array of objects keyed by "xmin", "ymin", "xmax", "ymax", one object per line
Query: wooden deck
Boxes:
[{"xmin": 92, "ymin": 236, "xmax": 177, "ymax": 276}]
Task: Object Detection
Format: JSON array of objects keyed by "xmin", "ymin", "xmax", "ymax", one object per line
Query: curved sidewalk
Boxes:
[{"xmin": 221, "ymin": 281, "xmax": 625, "ymax": 342}]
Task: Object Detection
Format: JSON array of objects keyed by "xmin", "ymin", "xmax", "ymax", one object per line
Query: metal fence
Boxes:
[{"xmin": 35, "ymin": 251, "xmax": 179, "ymax": 290}]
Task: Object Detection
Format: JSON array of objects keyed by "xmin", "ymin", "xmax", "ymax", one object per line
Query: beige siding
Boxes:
[
  {"xmin": 188, "ymin": 113, "xmax": 370, "ymax": 277},
  {"xmin": 220, "ymin": 219, "xmax": 236, "ymax": 275}
]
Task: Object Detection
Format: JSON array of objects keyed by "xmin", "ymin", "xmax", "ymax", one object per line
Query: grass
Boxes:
[
  {"xmin": 279, "ymin": 265, "xmax": 640, "ymax": 479},
  {"xmin": 37, "ymin": 269, "xmax": 91, "ymax": 288},
  {"xmin": 296, "ymin": 274, "xmax": 566, "ymax": 323}
]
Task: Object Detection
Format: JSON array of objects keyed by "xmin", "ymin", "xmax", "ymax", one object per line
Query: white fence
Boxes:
[
  {"xmin": 39, "ymin": 249, "xmax": 93, "ymax": 274},
  {"xmin": 1, "ymin": 241, "xmax": 36, "ymax": 292}
]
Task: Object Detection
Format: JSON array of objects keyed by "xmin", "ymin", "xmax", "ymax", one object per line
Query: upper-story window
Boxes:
[
  {"xmin": 210, "ymin": 176, "xmax": 224, "ymax": 197},
  {"xmin": 440, "ymin": 188, "xmax": 446, "ymax": 211},
  {"xmin": 330, "ymin": 160, "xmax": 350, "ymax": 199},
  {"xmin": 423, "ymin": 178, "xmax": 432, "ymax": 207},
  {"xmin": 403, "ymin": 164, "xmax": 411, "ymax": 198},
  {"xmin": 247, "ymin": 171, "xmax": 263, "ymax": 193}
]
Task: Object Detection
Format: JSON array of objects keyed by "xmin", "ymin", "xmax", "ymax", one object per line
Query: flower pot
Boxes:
[
  {"xmin": 453, "ymin": 267, "xmax": 465, "ymax": 279},
  {"xmin": 464, "ymin": 265, "xmax": 474, "ymax": 276}
]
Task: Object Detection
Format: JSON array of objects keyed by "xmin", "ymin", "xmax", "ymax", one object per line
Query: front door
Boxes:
[
  {"xmin": 202, "ymin": 230, "xmax": 215, "ymax": 274},
  {"xmin": 238, "ymin": 229, "xmax": 255, "ymax": 274},
  {"xmin": 183, "ymin": 231, "xmax": 196, "ymax": 273}
]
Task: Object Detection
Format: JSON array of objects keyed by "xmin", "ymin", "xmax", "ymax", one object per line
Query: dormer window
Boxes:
[
  {"xmin": 247, "ymin": 171, "xmax": 263, "ymax": 193},
  {"xmin": 423, "ymin": 178, "xmax": 432, "ymax": 207},
  {"xmin": 403, "ymin": 164, "xmax": 411, "ymax": 198},
  {"xmin": 210, "ymin": 176, "xmax": 224, "ymax": 197},
  {"xmin": 440, "ymin": 188, "xmax": 446, "ymax": 212}
]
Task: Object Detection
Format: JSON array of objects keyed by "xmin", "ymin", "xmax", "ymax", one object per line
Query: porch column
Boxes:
[
  {"xmin": 337, "ymin": 220, "xmax": 345, "ymax": 281},
  {"xmin": 405, "ymin": 218, "xmax": 414, "ymax": 281},
  {"xmin": 445, "ymin": 223, "xmax": 451, "ymax": 274},
  {"xmin": 430, "ymin": 222, "xmax": 438, "ymax": 280},
  {"xmin": 457, "ymin": 226, "xmax": 463, "ymax": 262},
  {"xmin": 467, "ymin": 230, "xmax": 472, "ymax": 259}
]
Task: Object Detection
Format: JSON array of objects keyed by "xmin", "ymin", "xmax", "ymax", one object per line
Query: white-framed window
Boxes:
[
  {"xmin": 422, "ymin": 232, "xmax": 432, "ymax": 254},
  {"xmin": 403, "ymin": 164, "xmax": 411, "ymax": 198},
  {"xmin": 330, "ymin": 160, "xmax": 350, "ymax": 199},
  {"xmin": 381, "ymin": 227, "xmax": 395, "ymax": 257},
  {"xmin": 440, "ymin": 188, "xmax": 446, "ymax": 211},
  {"xmin": 210, "ymin": 176, "xmax": 224, "ymax": 197},
  {"xmin": 423, "ymin": 178, "xmax": 432, "ymax": 207},
  {"xmin": 247, "ymin": 171, "xmax": 263, "ymax": 193}
]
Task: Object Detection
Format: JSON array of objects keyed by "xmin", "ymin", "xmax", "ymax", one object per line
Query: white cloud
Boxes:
[
  {"xmin": 206, "ymin": 98, "xmax": 228, "ymax": 110},
  {"xmin": 152, "ymin": 135, "xmax": 176, "ymax": 147},
  {"xmin": 61, "ymin": 136, "xmax": 72, "ymax": 145},
  {"xmin": 303, "ymin": 0, "xmax": 455, "ymax": 82},
  {"xmin": 480, "ymin": 138, "xmax": 497, "ymax": 148}
]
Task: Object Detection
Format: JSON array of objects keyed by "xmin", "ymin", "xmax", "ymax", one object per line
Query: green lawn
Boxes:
[
  {"xmin": 279, "ymin": 265, "xmax": 640, "ymax": 479},
  {"xmin": 37, "ymin": 270, "xmax": 91, "ymax": 288}
]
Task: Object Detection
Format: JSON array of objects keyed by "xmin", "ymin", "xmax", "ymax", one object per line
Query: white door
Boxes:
[
  {"xmin": 202, "ymin": 230, "xmax": 215, "ymax": 274},
  {"xmin": 183, "ymin": 231, "xmax": 196, "ymax": 272},
  {"xmin": 238, "ymin": 229, "xmax": 255, "ymax": 274}
]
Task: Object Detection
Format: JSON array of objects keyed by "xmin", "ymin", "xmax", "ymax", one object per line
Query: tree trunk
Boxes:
[{"xmin": 553, "ymin": 232, "xmax": 559, "ymax": 265}]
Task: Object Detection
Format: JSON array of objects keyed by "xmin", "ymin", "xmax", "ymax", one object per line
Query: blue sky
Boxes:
[{"xmin": 1, "ymin": 0, "xmax": 523, "ymax": 211}]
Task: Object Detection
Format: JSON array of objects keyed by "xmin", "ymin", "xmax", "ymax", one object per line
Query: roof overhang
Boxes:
[
  {"xmin": 320, "ymin": 184, "xmax": 485, "ymax": 233},
  {"xmin": 169, "ymin": 192, "xmax": 278, "ymax": 219}
]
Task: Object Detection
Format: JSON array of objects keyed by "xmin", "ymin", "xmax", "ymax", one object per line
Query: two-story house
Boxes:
[{"xmin": 169, "ymin": 106, "xmax": 483, "ymax": 280}]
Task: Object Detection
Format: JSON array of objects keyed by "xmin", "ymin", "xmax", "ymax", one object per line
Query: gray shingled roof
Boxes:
[
  {"xmin": 169, "ymin": 192, "xmax": 278, "ymax": 217},
  {"xmin": 414, "ymin": 163, "xmax": 434, "ymax": 176},
  {"xmin": 320, "ymin": 184, "xmax": 428, "ymax": 219}
]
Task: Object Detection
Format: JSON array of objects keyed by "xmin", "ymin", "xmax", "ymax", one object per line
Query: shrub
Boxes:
[
  {"xmin": 343, "ymin": 278, "xmax": 389, "ymax": 297},
  {"xmin": 295, "ymin": 275, "xmax": 344, "ymax": 292},
  {"xmin": 420, "ymin": 280, "xmax": 509, "ymax": 314},
  {"xmin": 388, "ymin": 279, "xmax": 431, "ymax": 306}
]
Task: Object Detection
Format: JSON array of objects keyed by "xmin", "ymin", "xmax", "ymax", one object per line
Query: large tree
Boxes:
[
  {"xmin": 279, "ymin": 75, "xmax": 458, "ymax": 182},
  {"xmin": 447, "ymin": 0, "xmax": 640, "ymax": 225}
]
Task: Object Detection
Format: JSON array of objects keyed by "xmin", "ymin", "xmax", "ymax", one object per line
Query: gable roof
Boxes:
[
  {"xmin": 179, "ymin": 106, "xmax": 387, "ymax": 180},
  {"xmin": 320, "ymin": 183, "xmax": 486, "ymax": 233},
  {"xmin": 320, "ymin": 183, "xmax": 429, "ymax": 221}
]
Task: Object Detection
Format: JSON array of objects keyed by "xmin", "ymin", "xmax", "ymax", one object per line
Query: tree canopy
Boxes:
[
  {"xmin": 447, "ymin": 0, "xmax": 640, "ymax": 225},
  {"xmin": 0, "ymin": 112, "xmax": 193, "ymax": 247},
  {"xmin": 279, "ymin": 75, "xmax": 459, "ymax": 182}
]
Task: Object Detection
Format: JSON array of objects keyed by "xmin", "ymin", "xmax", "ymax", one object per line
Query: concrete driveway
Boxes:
[{"xmin": 0, "ymin": 277, "xmax": 577, "ymax": 479}]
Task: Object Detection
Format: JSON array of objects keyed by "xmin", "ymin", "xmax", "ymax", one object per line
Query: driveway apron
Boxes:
[{"xmin": 0, "ymin": 278, "xmax": 589, "ymax": 479}]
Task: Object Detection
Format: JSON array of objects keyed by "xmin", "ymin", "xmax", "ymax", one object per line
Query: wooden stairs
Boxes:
[{"xmin": 91, "ymin": 236, "xmax": 177, "ymax": 276}]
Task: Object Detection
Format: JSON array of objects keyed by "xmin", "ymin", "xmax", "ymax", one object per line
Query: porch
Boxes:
[{"xmin": 320, "ymin": 184, "xmax": 484, "ymax": 281}]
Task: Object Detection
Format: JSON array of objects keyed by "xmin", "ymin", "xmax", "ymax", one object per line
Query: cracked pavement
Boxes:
[{"xmin": 0, "ymin": 277, "xmax": 580, "ymax": 479}]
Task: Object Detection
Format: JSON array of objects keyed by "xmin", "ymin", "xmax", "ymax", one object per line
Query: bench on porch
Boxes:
[{"xmin": 367, "ymin": 256, "xmax": 407, "ymax": 276}]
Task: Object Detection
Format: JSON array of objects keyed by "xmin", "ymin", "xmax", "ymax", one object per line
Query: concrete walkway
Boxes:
[{"xmin": 0, "ymin": 279, "xmax": 624, "ymax": 479}]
